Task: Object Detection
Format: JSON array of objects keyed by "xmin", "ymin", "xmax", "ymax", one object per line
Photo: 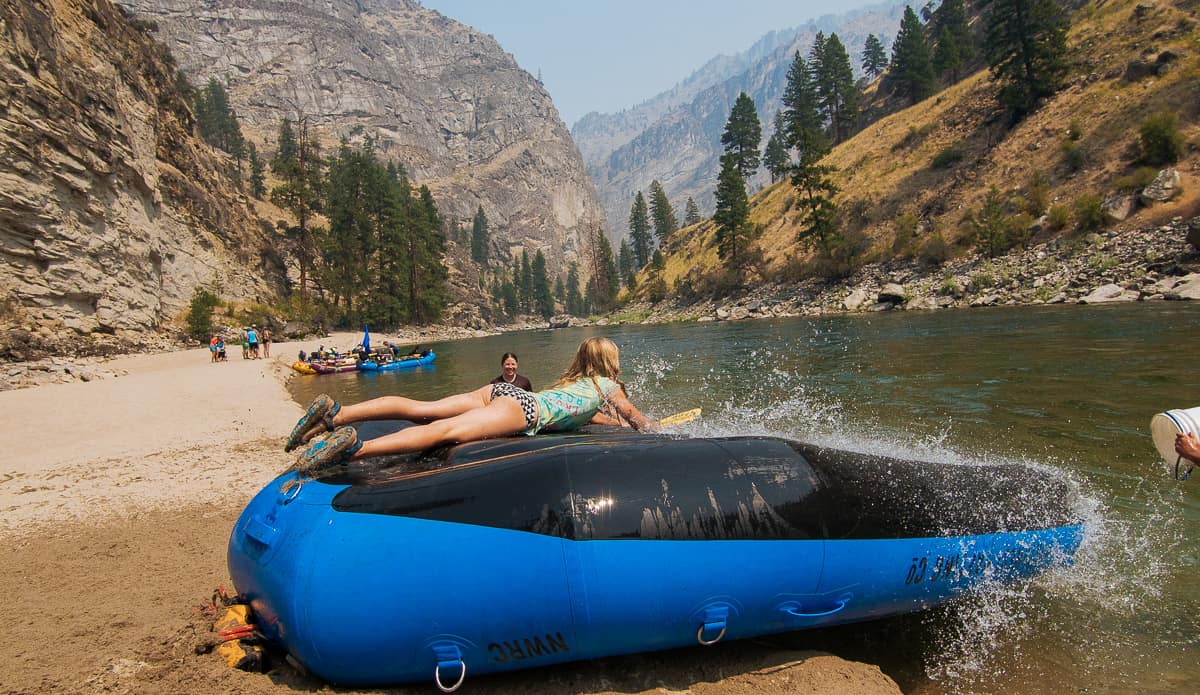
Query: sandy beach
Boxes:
[{"xmin": 0, "ymin": 336, "xmax": 900, "ymax": 694}]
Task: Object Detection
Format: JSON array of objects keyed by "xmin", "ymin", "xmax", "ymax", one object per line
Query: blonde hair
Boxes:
[{"xmin": 551, "ymin": 337, "xmax": 626, "ymax": 392}]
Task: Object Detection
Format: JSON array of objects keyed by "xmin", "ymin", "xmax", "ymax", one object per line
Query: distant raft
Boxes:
[
  {"xmin": 356, "ymin": 350, "xmax": 436, "ymax": 372},
  {"xmin": 229, "ymin": 429, "xmax": 1084, "ymax": 690}
]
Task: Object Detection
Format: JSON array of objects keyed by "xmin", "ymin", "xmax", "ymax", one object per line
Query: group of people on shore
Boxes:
[
  {"xmin": 208, "ymin": 325, "xmax": 272, "ymax": 363},
  {"xmin": 285, "ymin": 337, "xmax": 656, "ymax": 472}
]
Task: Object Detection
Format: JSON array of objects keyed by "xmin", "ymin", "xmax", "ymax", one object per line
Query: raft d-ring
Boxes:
[
  {"xmin": 280, "ymin": 478, "xmax": 303, "ymax": 504},
  {"xmin": 434, "ymin": 660, "xmax": 466, "ymax": 693},
  {"xmin": 696, "ymin": 623, "xmax": 727, "ymax": 646}
]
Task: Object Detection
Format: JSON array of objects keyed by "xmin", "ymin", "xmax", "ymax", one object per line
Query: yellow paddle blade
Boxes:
[{"xmin": 660, "ymin": 408, "xmax": 701, "ymax": 426}]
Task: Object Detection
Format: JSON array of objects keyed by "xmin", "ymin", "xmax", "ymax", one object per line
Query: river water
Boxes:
[{"xmin": 289, "ymin": 302, "xmax": 1200, "ymax": 693}]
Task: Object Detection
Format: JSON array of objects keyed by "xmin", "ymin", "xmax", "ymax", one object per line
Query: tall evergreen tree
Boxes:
[
  {"xmin": 565, "ymin": 262, "xmax": 585, "ymax": 316},
  {"xmin": 587, "ymin": 230, "xmax": 619, "ymax": 313},
  {"xmin": 519, "ymin": 251, "xmax": 534, "ymax": 313},
  {"xmin": 812, "ymin": 32, "xmax": 860, "ymax": 144},
  {"xmin": 982, "ymin": 0, "xmax": 1069, "ymax": 120},
  {"xmin": 889, "ymin": 6, "xmax": 936, "ymax": 104},
  {"xmin": 763, "ymin": 112, "xmax": 791, "ymax": 182},
  {"xmin": 863, "ymin": 34, "xmax": 888, "ymax": 77},
  {"xmin": 322, "ymin": 142, "xmax": 376, "ymax": 316},
  {"xmin": 270, "ymin": 118, "xmax": 323, "ymax": 304},
  {"xmin": 470, "ymin": 205, "xmax": 490, "ymax": 264},
  {"xmin": 247, "ymin": 142, "xmax": 266, "ymax": 199},
  {"xmin": 627, "ymin": 192, "xmax": 652, "ymax": 267},
  {"xmin": 617, "ymin": 239, "xmax": 634, "ymax": 286},
  {"xmin": 412, "ymin": 185, "xmax": 448, "ymax": 323},
  {"xmin": 720, "ymin": 92, "xmax": 763, "ymax": 180},
  {"xmin": 532, "ymin": 250, "xmax": 554, "ymax": 318},
  {"xmin": 713, "ymin": 153, "xmax": 752, "ymax": 266},
  {"xmin": 932, "ymin": 0, "xmax": 974, "ymax": 82},
  {"xmin": 647, "ymin": 180, "xmax": 678, "ymax": 244},
  {"xmin": 684, "ymin": 197, "xmax": 702, "ymax": 226},
  {"xmin": 782, "ymin": 52, "xmax": 828, "ymax": 161},
  {"xmin": 194, "ymin": 78, "xmax": 244, "ymax": 157}
]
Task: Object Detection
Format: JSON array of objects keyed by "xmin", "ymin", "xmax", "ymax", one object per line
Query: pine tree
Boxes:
[
  {"xmin": 812, "ymin": 32, "xmax": 860, "ymax": 144},
  {"xmin": 763, "ymin": 112, "xmax": 791, "ymax": 183},
  {"xmin": 647, "ymin": 180, "xmax": 677, "ymax": 244},
  {"xmin": 322, "ymin": 142, "xmax": 376, "ymax": 317},
  {"xmin": 713, "ymin": 153, "xmax": 752, "ymax": 265},
  {"xmin": 554, "ymin": 275, "xmax": 565, "ymax": 302},
  {"xmin": 587, "ymin": 230, "xmax": 619, "ymax": 313},
  {"xmin": 532, "ymin": 250, "xmax": 554, "ymax": 318},
  {"xmin": 982, "ymin": 0, "xmax": 1069, "ymax": 120},
  {"xmin": 889, "ymin": 6, "xmax": 936, "ymax": 104},
  {"xmin": 194, "ymin": 78, "xmax": 245, "ymax": 162},
  {"xmin": 247, "ymin": 142, "xmax": 266, "ymax": 199},
  {"xmin": 782, "ymin": 52, "xmax": 828, "ymax": 161},
  {"xmin": 932, "ymin": 0, "xmax": 974, "ymax": 82},
  {"xmin": 520, "ymin": 251, "xmax": 534, "ymax": 313},
  {"xmin": 617, "ymin": 239, "xmax": 634, "ymax": 286},
  {"xmin": 470, "ymin": 205, "xmax": 489, "ymax": 265},
  {"xmin": 412, "ymin": 185, "xmax": 448, "ymax": 323},
  {"xmin": 627, "ymin": 192, "xmax": 652, "ymax": 267},
  {"xmin": 791, "ymin": 156, "xmax": 841, "ymax": 256},
  {"xmin": 684, "ymin": 197, "xmax": 702, "ymax": 226},
  {"xmin": 565, "ymin": 262, "xmax": 584, "ymax": 316},
  {"xmin": 863, "ymin": 34, "xmax": 888, "ymax": 77},
  {"xmin": 720, "ymin": 92, "xmax": 762, "ymax": 180},
  {"xmin": 270, "ymin": 118, "xmax": 323, "ymax": 304}
]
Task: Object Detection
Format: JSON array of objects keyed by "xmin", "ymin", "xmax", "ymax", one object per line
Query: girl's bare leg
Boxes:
[
  {"xmin": 349, "ymin": 397, "xmax": 527, "ymax": 459},
  {"xmin": 333, "ymin": 385, "xmax": 493, "ymax": 425}
]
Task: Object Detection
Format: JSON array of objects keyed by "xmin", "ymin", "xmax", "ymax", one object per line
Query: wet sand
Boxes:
[{"xmin": 0, "ymin": 337, "xmax": 900, "ymax": 694}]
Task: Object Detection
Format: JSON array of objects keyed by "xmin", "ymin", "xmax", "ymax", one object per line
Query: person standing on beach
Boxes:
[
  {"xmin": 489, "ymin": 352, "xmax": 533, "ymax": 391},
  {"xmin": 247, "ymin": 325, "xmax": 260, "ymax": 359},
  {"xmin": 261, "ymin": 327, "xmax": 271, "ymax": 358},
  {"xmin": 285, "ymin": 337, "xmax": 658, "ymax": 471},
  {"xmin": 209, "ymin": 335, "xmax": 220, "ymax": 363}
]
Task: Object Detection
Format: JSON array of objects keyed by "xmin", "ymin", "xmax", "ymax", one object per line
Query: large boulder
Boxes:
[
  {"xmin": 1140, "ymin": 168, "xmax": 1181, "ymax": 206},
  {"xmin": 1080, "ymin": 284, "xmax": 1139, "ymax": 303}
]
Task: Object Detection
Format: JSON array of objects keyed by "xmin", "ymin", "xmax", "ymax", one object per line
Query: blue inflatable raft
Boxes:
[
  {"xmin": 228, "ymin": 427, "xmax": 1084, "ymax": 689},
  {"xmin": 355, "ymin": 350, "xmax": 436, "ymax": 372}
]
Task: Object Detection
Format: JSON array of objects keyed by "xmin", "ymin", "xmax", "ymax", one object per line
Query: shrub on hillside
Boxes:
[
  {"xmin": 1073, "ymin": 193, "xmax": 1107, "ymax": 232},
  {"xmin": 919, "ymin": 232, "xmax": 952, "ymax": 268},
  {"xmin": 1138, "ymin": 111, "xmax": 1185, "ymax": 166},
  {"xmin": 1114, "ymin": 166, "xmax": 1159, "ymax": 193},
  {"xmin": 1060, "ymin": 141, "xmax": 1086, "ymax": 173},
  {"xmin": 1047, "ymin": 203, "xmax": 1071, "ymax": 231},
  {"xmin": 185, "ymin": 288, "xmax": 220, "ymax": 342},
  {"xmin": 930, "ymin": 144, "xmax": 965, "ymax": 169},
  {"xmin": 892, "ymin": 212, "xmax": 919, "ymax": 256}
]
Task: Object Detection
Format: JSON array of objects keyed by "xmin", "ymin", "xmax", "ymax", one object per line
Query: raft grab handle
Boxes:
[
  {"xmin": 696, "ymin": 605, "xmax": 729, "ymax": 645},
  {"xmin": 432, "ymin": 642, "xmax": 466, "ymax": 692},
  {"xmin": 780, "ymin": 598, "xmax": 848, "ymax": 619}
]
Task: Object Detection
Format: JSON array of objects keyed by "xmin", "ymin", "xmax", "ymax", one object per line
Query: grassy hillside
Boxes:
[{"xmin": 636, "ymin": 0, "xmax": 1199, "ymax": 301}]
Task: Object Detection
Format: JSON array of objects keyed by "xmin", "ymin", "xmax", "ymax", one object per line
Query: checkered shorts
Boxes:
[{"xmin": 490, "ymin": 382, "xmax": 538, "ymax": 431}]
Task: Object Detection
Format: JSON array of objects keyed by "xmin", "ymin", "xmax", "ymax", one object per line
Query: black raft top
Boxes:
[{"xmin": 323, "ymin": 425, "xmax": 1082, "ymax": 542}]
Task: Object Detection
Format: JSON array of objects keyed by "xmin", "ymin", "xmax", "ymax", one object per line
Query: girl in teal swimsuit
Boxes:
[{"xmin": 286, "ymin": 337, "xmax": 659, "ymax": 472}]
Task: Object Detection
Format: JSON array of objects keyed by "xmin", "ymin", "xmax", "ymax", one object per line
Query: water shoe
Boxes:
[
  {"xmin": 296, "ymin": 426, "xmax": 361, "ymax": 473},
  {"xmin": 284, "ymin": 394, "xmax": 340, "ymax": 452}
]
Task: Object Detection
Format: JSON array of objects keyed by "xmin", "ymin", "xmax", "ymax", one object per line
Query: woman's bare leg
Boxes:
[
  {"xmin": 349, "ymin": 397, "xmax": 527, "ymax": 459},
  {"xmin": 333, "ymin": 385, "xmax": 493, "ymax": 425}
]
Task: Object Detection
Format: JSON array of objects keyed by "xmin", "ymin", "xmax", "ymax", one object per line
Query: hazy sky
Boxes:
[{"xmin": 420, "ymin": 0, "xmax": 882, "ymax": 128}]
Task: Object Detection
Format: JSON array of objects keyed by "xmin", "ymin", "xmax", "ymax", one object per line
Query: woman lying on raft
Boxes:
[{"xmin": 285, "ymin": 337, "xmax": 659, "ymax": 472}]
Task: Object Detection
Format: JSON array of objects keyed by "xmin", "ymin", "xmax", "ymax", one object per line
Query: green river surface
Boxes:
[{"xmin": 289, "ymin": 302, "xmax": 1200, "ymax": 693}]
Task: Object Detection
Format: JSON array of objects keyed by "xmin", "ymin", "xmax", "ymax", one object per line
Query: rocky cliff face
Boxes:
[
  {"xmin": 0, "ymin": 0, "xmax": 284, "ymax": 353},
  {"xmin": 575, "ymin": 3, "xmax": 905, "ymax": 242},
  {"xmin": 119, "ymin": 0, "xmax": 603, "ymax": 280}
]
